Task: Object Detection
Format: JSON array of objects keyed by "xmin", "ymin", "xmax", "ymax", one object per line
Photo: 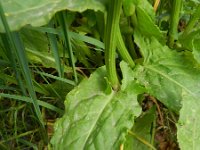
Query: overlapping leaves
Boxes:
[
  {"xmin": 134, "ymin": 33, "xmax": 199, "ymax": 111},
  {"xmin": 0, "ymin": 0, "xmax": 106, "ymax": 32},
  {"xmin": 51, "ymin": 62, "xmax": 145, "ymax": 149},
  {"xmin": 134, "ymin": 33, "xmax": 200, "ymax": 149}
]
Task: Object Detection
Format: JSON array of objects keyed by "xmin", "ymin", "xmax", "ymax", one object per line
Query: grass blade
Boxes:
[
  {"xmin": 48, "ymin": 20, "xmax": 63, "ymax": 77},
  {"xmin": 57, "ymin": 12, "xmax": 78, "ymax": 84},
  {"xmin": 0, "ymin": 2, "xmax": 47, "ymax": 142},
  {"xmin": 0, "ymin": 93, "xmax": 64, "ymax": 114},
  {"xmin": 34, "ymin": 70, "xmax": 76, "ymax": 86},
  {"xmin": 12, "ymin": 32, "xmax": 44, "ymax": 126}
]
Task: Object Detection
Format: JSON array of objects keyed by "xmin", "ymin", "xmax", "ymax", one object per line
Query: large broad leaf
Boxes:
[
  {"xmin": 134, "ymin": 33, "xmax": 200, "ymax": 149},
  {"xmin": 51, "ymin": 61, "xmax": 145, "ymax": 149},
  {"xmin": 134, "ymin": 32, "xmax": 200, "ymax": 112},
  {"xmin": 177, "ymin": 92, "xmax": 200, "ymax": 150},
  {"xmin": 0, "ymin": 0, "xmax": 106, "ymax": 32}
]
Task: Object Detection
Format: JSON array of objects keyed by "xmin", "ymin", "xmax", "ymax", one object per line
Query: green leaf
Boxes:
[
  {"xmin": 125, "ymin": 106, "xmax": 156, "ymax": 150},
  {"xmin": 177, "ymin": 91, "xmax": 200, "ymax": 150},
  {"xmin": 123, "ymin": 0, "xmax": 135, "ymax": 16},
  {"xmin": 51, "ymin": 61, "xmax": 145, "ymax": 149},
  {"xmin": 20, "ymin": 28, "xmax": 56, "ymax": 67},
  {"xmin": 0, "ymin": 0, "xmax": 106, "ymax": 32},
  {"xmin": 131, "ymin": 106, "xmax": 156, "ymax": 149},
  {"xmin": 135, "ymin": 0, "xmax": 155, "ymax": 20},
  {"xmin": 131, "ymin": 0, "xmax": 164, "ymax": 43},
  {"xmin": 134, "ymin": 32, "xmax": 200, "ymax": 112},
  {"xmin": 44, "ymin": 80, "xmax": 74, "ymax": 100},
  {"xmin": 0, "ymin": 93, "xmax": 63, "ymax": 114},
  {"xmin": 135, "ymin": 7, "xmax": 164, "ymax": 43},
  {"xmin": 179, "ymin": 30, "xmax": 200, "ymax": 64},
  {"xmin": 20, "ymin": 28, "xmax": 70, "ymax": 70},
  {"xmin": 192, "ymin": 38, "xmax": 200, "ymax": 64},
  {"xmin": 189, "ymin": 0, "xmax": 200, "ymax": 4},
  {"xmin": 134, "ymin": 33, "xmax": 200, "ymax": 149}
]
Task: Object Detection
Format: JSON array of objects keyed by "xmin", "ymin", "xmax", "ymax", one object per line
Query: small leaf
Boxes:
[
  {"xmin": 51, "ymin": 62, "xmax": 145, "ymax": 149},
  {"xmin": 136, "ymin": 0, "xmax": 155, "ymax": 20},
  {"xmin": 135, "ymin": 7, "xmax": 164, "ymax": 43},
  {"xmin": 179, "ymin": 30, "xmax": 200, "ymax": 64}
]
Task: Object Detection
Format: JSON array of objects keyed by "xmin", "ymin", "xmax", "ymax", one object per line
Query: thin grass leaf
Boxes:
[
  {"xmin": 0, "ymin": 93, "xmax": 64, "ymax": 114},
  {"xmin": 34, "ymin": 70, "xmax": 76, "ymax": 86},
  {"xmin": 12, "ymin": 32, "xmax": 44, "ymax": 126},
  {"xmin": 48, "ymin": 20, "xmax": 63, "ymax": 77},
  {"xmin": 0, "ymin": 72, "xmax": 49, "ymax": 95},
  {"xmin": 57, "ymin": 12, "xmax": 78, "ymax": 84},
  {"xmin": 0, "ymin": 59, "xmax": 10, "ymax": 67},
  {"xmin": 0, "ymin": 85, "xmax": 18, "ymax": 91},
  {"xmin": 70, "ymin": 32, "xmax": 104, "ymax": 49},
  {"xmin": 0, "ymin": 129, "xmax": 39, "ymax": 145},
  {"xmin": 0, "ymin": 23, "xmax": 27, "ymax": 96},
  {"xmin": 0, "ymin": 3, "xmax": 47, "ymax": 142},
  {"xmin": 26, "ymin": 26, "xmax": 105, "ymax": 49},
  {"xmin": 18, "ymin": 139, "xmax": 38, "ymax": 150},
  {"xmin": 33, "ymin": 66, "xmax": 63, "ymax": 100}
]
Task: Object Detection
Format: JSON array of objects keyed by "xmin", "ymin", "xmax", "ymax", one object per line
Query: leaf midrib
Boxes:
[{"xmin": 82, "ymin": 91, "xmax": 116, "ymax": 149}]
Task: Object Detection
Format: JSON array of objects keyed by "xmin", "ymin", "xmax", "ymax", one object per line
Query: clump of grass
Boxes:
[{"xmin": 0, "ymin": 2, "xmax": 104, "ymax": 148}]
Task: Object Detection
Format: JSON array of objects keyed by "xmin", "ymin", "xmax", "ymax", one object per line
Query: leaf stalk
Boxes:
[{"xmin": 105, "ymin": 0, "xmax": 123, "ymax": 90}]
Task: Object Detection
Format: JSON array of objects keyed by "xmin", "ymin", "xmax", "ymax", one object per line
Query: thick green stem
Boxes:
[
  {"xmin": 168, "ymin": 0, "xmax": 182, "ymax": 48},
  {"xmin": 116, "ymin": 27, "xmax": 135, "ymax": 68},
  {"xmin": 105, "ymin": 0, "xmax": 122, "ymax": 90},
  {"xmin": 182, "ymin": 5, "xmax": 200, "ymax": 36}
]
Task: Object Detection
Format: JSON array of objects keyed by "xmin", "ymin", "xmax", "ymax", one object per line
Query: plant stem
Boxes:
[
  {"xmin": 182, "ymin": 5, "xmax": 200, "ymax": 36},
  {"xmin": 117, "ymin": 27, "xmax": 135, "ymax": 68},
  {"xmin": 168, "ymin": 0, "xmax": 182, "ymax": 48},
  {"xmin": 105, "ymin": 0, "xmax": 123, "ymax": 90},
  {"xmin": 126, "ymin": 35, "xmax": 138, "ymax": 59}
]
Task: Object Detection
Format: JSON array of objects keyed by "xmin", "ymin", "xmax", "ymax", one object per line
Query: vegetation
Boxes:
[{"xmin": 0, "ymin": 0, "xmax": 200, "ymax": 149}]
